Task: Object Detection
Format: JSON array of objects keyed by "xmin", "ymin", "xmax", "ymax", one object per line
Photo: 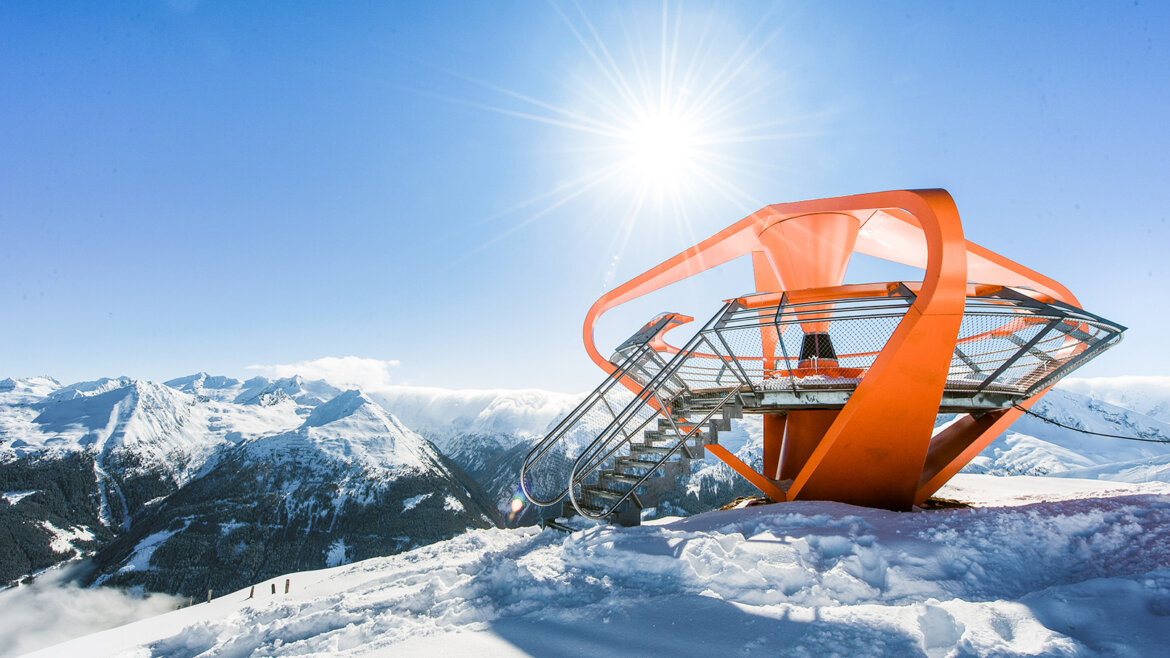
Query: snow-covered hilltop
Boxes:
[{"xmin": 26, "ymin": 475, "xmax": 1170, "ymax": 657}]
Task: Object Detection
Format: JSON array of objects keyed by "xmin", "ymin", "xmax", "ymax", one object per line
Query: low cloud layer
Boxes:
[
  {"xmin": 248, "ymin": 356, "xmax": 401, "ymax": 393},
  {"xmin": 0, "ymin": 567, "xmax": 181, "ymax": 657}
]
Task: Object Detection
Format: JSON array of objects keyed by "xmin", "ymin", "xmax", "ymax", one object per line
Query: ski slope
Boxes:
[{"xmin": 27, "ymin": 475, "xmax": 1170, "ymax": 657}]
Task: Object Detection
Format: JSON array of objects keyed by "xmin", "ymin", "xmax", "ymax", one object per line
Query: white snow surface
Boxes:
[
  {"xmin": 116, "ymin": 523, "xmax": 190, "ymax": 574},
  {"xmin": 27, "ymin": 475, "xmax": 1170, "ymax": 657},
  {"xmin": 0, "ymin": 376, "xmax": 61, "ymax": 402},
  {"xmin": 401, "ymin": 493, "xmax": 431, "ymax": 512},
  {"xmin": 39, "ymin": 521, "xmax": 95, "ymax": 557},
  {"xmin": 325, "ymin": 539, "xmax": 350, "ymax": 568},
  {"xmin": 2, "ymin": 489, "xmax": 37, "ymax": 505}
]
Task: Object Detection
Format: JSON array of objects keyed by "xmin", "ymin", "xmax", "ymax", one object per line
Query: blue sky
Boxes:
[{"xmin": 1, "ymin": 1, "xmax": 1167, "ymax": 392}]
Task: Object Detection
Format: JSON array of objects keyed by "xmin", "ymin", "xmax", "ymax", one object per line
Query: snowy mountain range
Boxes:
[
  {"xmin": 3, "ymin": 372, "xmax": 1170, "ymax": 598},
  {"xmin": 0, "ymin": 375, "xmax": 500, "ymax": 593}
]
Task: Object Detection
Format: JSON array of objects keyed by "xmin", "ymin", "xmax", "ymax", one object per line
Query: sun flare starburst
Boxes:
[{"xmin": 435, "ymin": 1, "xmax": 817, "ymax": 268}]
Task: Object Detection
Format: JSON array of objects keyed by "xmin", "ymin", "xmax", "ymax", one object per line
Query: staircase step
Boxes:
[
  {"xmin": 657, "ymin": 419, "xmax": 699, "ymax": 432},
  {"xmin": 615, "ymin": 456, "xmax": 664, "ymax": 469},
  {"xmin": 629, "ymin": 444, "xmax": 677, "ymax": 455},
  {"xmin": 601, "ymin": 472, "xmax": 643, "ymax": 485},
  {"xmin": 641, "ymin": 429, "xmax": 704, "ymax": 444},
  {"xmin": 581, "ymin": 485, "xmax": 630, "ymax": 501}
]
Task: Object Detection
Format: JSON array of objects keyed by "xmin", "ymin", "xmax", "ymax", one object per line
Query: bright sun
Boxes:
[{"xmin": 622, "ymin": 109, "xmax": 701, "ymax": 193}]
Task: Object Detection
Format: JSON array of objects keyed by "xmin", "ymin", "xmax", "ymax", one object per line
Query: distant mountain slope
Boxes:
[
  {"xmin": 965, "ymin": 388, "xmax": 1170, "ymax": 483},
  {"xmin": 89, "ymin": 390, "xmax": 499, "ymax": 597},
  {"xmin": 370, "ymin": 386, "xmax": 580, "ymax": 524},
  {"xmin": 1, "ymin": 377, "xmax": 275, "ymax": 584},
  {"xmin": 0, "ymin": 453, "xmax": 111, "ymax": 583},
  {"xmin": 0, "ymin": 376, "xmax": 502, "ymax": 588}
]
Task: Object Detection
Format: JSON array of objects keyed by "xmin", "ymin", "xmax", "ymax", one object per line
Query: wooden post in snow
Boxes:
[{"xmin": 284, "ymin": 578, "xmax": 290, "ymax": 594}]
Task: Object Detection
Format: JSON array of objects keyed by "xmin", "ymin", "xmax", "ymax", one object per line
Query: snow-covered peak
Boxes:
[
  {"xmin": 44, "ymin": 377, "xmax": 135, "ymax": 403},
  {"xmin": 0, "ymin": 376, "xmax": 306, "ymax": 482},
  {"xmin": 0, "ymin": 376, "xmax": 61, "ymax": 402},
  {"xmin": 305, "ymin": 389, "xmax": 379, "ymax": 427},
  {"xmin": 235, "ymin": 376, "xmax": 341, "ymax": 408},
  {"xmin": 165, "ymin": 372, "xmax": 243, "ymax": 393},
  {"xmin": 163, "ymin": 373, "xmax": 279, "ymax": 405},
  {"xmin": 241, "ymin": 390, "xmax": 442, "ymax": 475},
  {"xmin": 1059, "ymin": 376, "xmax": 1170, "ymax": 425}
]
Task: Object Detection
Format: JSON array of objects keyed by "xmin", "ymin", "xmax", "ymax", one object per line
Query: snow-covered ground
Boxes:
[{"xmin": 24, "ymin": 475, "xmax": 1170, "ymax": 657}]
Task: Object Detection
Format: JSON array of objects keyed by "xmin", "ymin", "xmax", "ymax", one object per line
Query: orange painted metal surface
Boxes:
[
  {"xmin": 779, "ymin": 410, "xmax": 840, "ymax": 481},
  {"xmin": 582, "ymin": 189, "xmax": 1094, "ymax": 510},
  {"xmin": 761, "ymin": 413, "xmax": 786, "ymax": 480}
]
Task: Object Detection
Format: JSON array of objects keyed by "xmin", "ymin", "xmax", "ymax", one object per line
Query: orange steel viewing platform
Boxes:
[{"xmin": 521, "ymin": 189, "xmax": 1124, "ymax": 524}]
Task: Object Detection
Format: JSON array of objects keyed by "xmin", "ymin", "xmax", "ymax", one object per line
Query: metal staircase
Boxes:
[
  {"xmin": 520, "ymin": 302, "xmax": 750, "ymax": 526},
  {"xmin": 570, "ymin": 394, "xmax": 743, "ymax": 524}
]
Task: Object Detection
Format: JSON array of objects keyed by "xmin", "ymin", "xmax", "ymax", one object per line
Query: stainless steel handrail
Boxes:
[
  {"xmin": 519, "ymin": 341, "xmax": 659, "ymax": 506},
  {"xmin": 566, "ymin": 301, "xmax": 737, "ymax": 488}
]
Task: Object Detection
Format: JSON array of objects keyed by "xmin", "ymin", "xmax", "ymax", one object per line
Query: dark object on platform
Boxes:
[{"xmin": 799, "ymin": 332, "xmax": 837, "ymax": 361}]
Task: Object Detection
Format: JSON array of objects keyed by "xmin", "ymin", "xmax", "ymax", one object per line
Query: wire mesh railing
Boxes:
[{"xmin": 675, "ymin": 288, "xmax": 1122, "ymax": 399}]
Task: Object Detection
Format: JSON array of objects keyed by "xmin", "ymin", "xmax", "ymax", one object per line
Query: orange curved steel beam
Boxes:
[
  {"xmin": 583, "ymin": 189, "xmax": 1082, "ymax": 510},
  {"xmin": 584, "ymin": 190, "xmax": 1082, "ymax": 383}
]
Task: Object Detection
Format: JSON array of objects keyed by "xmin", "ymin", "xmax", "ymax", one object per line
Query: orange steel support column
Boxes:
[
  {"xmin": 761, "ymin": 413, "xmax": 786, "ymax": 480},
  {"xmin": 779, "ymin": 410, "xmax": 840, "ymax": 481},
  {"xmin": 787, "ymin": 190, "xmax": 967, "ymax": 510},
  {"xmin": 914, "ymin": 388, "xmax": 1051, "ymax": 504}
]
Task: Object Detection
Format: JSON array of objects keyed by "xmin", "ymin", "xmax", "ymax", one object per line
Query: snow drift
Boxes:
[{"xmin": 27, "ymin": 475, "xmax": 1170, "ymax": 657}]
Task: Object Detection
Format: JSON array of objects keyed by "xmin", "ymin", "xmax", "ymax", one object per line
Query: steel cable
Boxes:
[{"xmin": 1011, "ymin": 404, "xmax": 1170, "ymax": 444}]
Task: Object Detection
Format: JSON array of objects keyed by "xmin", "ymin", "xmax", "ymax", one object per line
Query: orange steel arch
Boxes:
[{"xmin": 582, "ymin": 189, "xmax": 1081, "ymax": 510}]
